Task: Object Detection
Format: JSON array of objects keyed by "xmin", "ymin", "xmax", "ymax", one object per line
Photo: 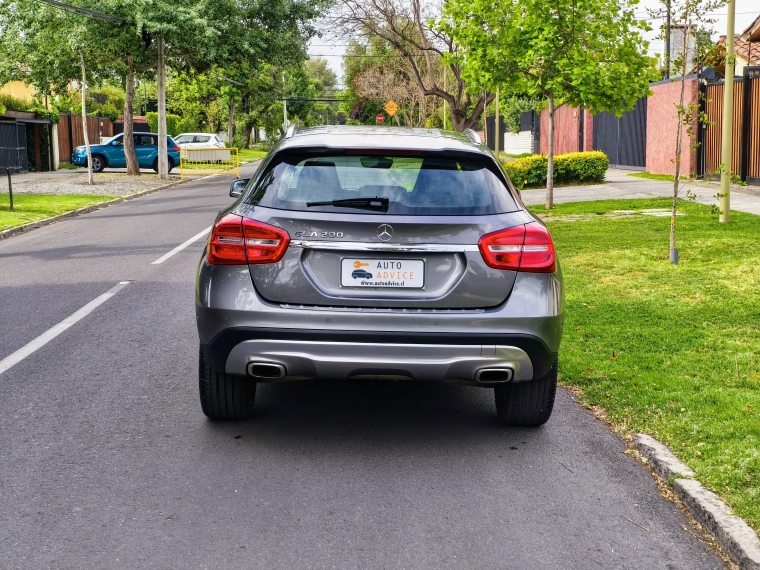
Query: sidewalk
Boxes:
[
  {"xmin": 4, "ymin": 171, "xmax": 182, "ymax": 197},
  {"xmin": 8, "ymin": 167, "xmax": 180, "ymax": 184},
  {"xmin": 520, "ymin": 168, "xmax": 760, "ymax": 216}
]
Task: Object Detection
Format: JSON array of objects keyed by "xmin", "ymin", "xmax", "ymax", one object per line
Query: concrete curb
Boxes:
[
  {"xmin": 0, "ymin": 175, "xmax": 206, "ymax": 242},
  {"xmin": 633, "ymin": 434, "xmax": 760, "ymax": 570},
  {"xmin": 633, "ymin": 434, "xmax": 695, "ymax": 480}
]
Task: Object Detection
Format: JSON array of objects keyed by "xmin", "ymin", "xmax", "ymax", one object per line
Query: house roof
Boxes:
[
  {"xmin": 741, "ymin": 14, "xmax": 760, "ymax": 42},
  {"xmin": 714, "ymin": 36, "xmax": 760, "ymax": 72},
  {"xmin": 712, "ymin": 12, "xmax": 760, "ymax": 73}
]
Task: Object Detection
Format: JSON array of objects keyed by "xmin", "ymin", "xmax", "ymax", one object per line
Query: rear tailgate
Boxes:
[{"xmin": 245, "ymin": 207, "xmax": 531, "ymax": 309}]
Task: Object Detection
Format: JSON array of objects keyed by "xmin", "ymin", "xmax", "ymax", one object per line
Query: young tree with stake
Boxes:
[{"xmin": 649, "ymin": 0, "xmax": 725, "ymax": 263}]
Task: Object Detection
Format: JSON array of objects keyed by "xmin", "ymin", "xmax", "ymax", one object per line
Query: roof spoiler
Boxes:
[
  {"xmin": 464, "ymin": 129, "xmax": 481, "ymax": 145},
  {"xmin": 285, "ymin": 124, "xmax": 296, "ymax": 139}
]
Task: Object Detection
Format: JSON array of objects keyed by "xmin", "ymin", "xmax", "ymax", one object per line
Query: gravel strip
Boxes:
[{"xmin": 8, "ymin": 173, "xmax": 177, "ymax": 196}]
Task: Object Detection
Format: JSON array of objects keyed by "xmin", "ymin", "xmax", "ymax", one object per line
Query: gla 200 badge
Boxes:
[{"xmin": 295, "ymin": 231, "xmax": 344, "ymax": 238}]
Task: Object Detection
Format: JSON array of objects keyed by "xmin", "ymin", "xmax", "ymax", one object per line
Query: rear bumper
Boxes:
[
  {"xmin": 201, "ymin": 328, "xmax": 556, "ymax": 382},
  {"xmin": 196, "ymin": 262, "xmax": 564, "ymax": 382}
]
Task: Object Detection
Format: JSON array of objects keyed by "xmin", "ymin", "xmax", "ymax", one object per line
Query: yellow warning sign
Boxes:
[{"xmin": 384, "ymin": 100, "xmax": 399, "ymax": 117}]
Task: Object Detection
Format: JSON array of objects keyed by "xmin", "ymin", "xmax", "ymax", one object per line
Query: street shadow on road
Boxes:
[{"xmin": 200, "ymin": 378, "xmax": 557, "ymax": 454}]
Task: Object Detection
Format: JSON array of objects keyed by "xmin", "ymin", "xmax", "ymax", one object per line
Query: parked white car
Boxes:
[
  {"xmin": 174, "ymin": 133, "xmax": 225, "ymax": 149},
  {"xmin": 174, "ymin": 133, "xmax": 231, "ymax": 162}
]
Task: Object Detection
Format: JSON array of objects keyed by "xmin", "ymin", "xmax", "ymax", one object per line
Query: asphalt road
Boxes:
[{"xmin": 0, "ymin": 164, "xmax": 725, "ymax": 569}]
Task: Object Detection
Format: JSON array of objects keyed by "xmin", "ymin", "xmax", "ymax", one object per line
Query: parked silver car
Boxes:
[{"xmin": 196, "ymin": 126, "xmax": 564, "ymax": 425}]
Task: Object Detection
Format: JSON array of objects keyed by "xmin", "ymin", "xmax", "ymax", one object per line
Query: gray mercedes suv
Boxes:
[{"xmin": 196, "ymin": 126, "xmax": 564, "ymax": 426}]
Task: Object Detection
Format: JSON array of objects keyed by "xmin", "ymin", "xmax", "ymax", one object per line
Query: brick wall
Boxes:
[
  {"xmin": 646, "ymin": 79, "xmax": 700, "ymax": 176},
  {"xmin": 540, "ymin": 104, "xmax": 581, "ymax": 155},
  {"xmin": 583, "ymin": 110, "xmax": 594, "ymax": 151}
]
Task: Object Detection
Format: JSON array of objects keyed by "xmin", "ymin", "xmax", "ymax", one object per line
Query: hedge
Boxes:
[
  {"xmin": 501, "ymin": 151, "xmax": 609, "ymax": 189},
  {"xmin": 145, "ymin": 112, "xmax": 183, "ymax": 137}
]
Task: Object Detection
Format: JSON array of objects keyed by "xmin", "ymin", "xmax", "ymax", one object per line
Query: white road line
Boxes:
[
  {"xmin": 151, "ymin": 226, "xmax": 211, "ymax": 265},
  {"xmin": 0, "ymin": 281, "xmax": 130, "ymax": 376}
]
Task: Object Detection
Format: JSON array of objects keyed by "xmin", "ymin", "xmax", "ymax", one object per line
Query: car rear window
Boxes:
[{"xmin": 246, "ymin": 152, "xmax": 518, "ymax": 215}]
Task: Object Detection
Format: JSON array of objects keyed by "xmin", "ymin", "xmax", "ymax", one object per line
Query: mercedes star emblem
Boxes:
[{"xmin": 377, "ymin": 224, "xmax": 394, "ymax": 241}]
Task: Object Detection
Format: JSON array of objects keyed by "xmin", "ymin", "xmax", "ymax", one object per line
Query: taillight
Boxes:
[
  {"xmin": 207, "ymin": 214, "xmax": 290, "ymax": 265},
  {"xmin": 243, "ymin": 218, "xmax": 290, "ymax": 263},
  {"xmin": 172, "ymin": 145, "xmax": 180, "ymax": 151},
  {"xmin": 478, "ymin": 222, "xmax": 556, "ymax": 273}
]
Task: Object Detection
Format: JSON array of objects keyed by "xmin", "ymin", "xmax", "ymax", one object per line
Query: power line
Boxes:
[{"xmin": 36, "ymin": 0, "xmax": 125, "ymax": 23}]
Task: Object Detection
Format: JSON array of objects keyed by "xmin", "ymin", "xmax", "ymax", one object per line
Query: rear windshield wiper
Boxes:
[{"xmin": 306, "ymin": 196, "xmax": 389, "ymax": 211}]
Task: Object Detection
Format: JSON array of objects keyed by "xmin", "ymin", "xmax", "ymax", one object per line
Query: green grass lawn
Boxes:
[
  {"xmin": 239, "ymin": 148, "xmax": 268, "ymax": 163},
  {"xmin": 530, "ymin": 198, "xmax": 760, "ymax": 532},
  {"xmin": 0, "ymin": 194, "xmax": 113, "ymax": 231},
  {"xmin": 626, "ymin": 172, "xmax": 688, "ymax": 182}
]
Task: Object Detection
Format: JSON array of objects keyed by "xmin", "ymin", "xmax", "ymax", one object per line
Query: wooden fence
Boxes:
[
  {"xmin": 57, "ymin": 114, "xmax": 113, "ymax": 162},
  {"xmin": 703, "ymin": 67, "xmax": 760, "ymax": 184}
]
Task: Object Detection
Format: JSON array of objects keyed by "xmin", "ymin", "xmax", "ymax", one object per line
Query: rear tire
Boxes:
[
  {"xmin": 90, "ymin": 155, "xmax": 105, "ymax": 173},
  {"xmin": 152, "ymin": 158, "xmax": 174, "ymax": 173},
  {"xmin": 494, "ymin": 360, "xmax": 557, "ymax": 426},
  {"xmin": 198, "ymin": 347, "xmax": 256, "ymax": 420}
]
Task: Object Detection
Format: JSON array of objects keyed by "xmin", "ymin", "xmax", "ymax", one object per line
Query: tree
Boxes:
[
  {"xmin": 649, "ymin": 0, "xmax": 725, "ymax": 263},
  {"xmin": 332, "ymin": 0, "xmax": 495, "ymax": 131},
  {"xmin": 441, "ymin": 0, "xmax": 656, "ymax": 208},
  {"xmin": 1, "ymin": 0, "xmax": 327, "ymax": 174},
  {"xmin": 343, "ymin": 37, "xmax": 443, "ymax": 127}
]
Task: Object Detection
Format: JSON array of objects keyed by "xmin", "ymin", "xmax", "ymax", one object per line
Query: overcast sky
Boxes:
[{"xmin": 307, "ymin": 0, "xmax": 759, "ymax": 87}]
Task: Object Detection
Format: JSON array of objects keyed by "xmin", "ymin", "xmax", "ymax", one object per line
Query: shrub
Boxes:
[
  {"xmin": 176, "ymin": 117, "xmax": 197, "ymax": 135},
  {"xmin": 145, "ymin": 112, "xmax": 183, "ymax": 137},
  {"xmin": 501, "ymin": 151, "xmax": 608, "ymax": 189},
  {"xmin": 0, "ymin": 93, "xmax": 33, "ymax": 112}
]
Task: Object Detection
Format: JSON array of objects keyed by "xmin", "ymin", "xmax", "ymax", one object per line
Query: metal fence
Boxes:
[
  {"xmin": 0, "ymin": 121, "xmax": 27, "ymax": 173},
  {"xmin": 58, "ymin": 114, "xmax": 113, "ymax": 162},
  {"xmin": 592, "ymin": 97, "xmax": 648, "ymax": 170},
  {"xmin": 179, "ymin": 147, "xmax": 240, "ymax": 179},
  {"xmin": 703, "ymin": 67, "xmax": 760, "ymax": 185}
]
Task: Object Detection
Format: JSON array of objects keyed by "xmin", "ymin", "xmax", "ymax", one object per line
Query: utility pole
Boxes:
[
  {"xmin": 495, "ymin": 88, "xmax": 500, "ymax": 157},
  {"xmin": 282, "ymin": 73, "xmax": 289, "ymax": 132},
  {"xmin": 443, "ymin": 67, "xmax": 447, "ymax": 130},
  {"xmin": 157, "ymin": 37, "xmax": 168, "ymax": 180},
  {"xmin": 665, "ymin": 0, "xmax": 671, "ymax": 79},
  {"xmin": 719, "ymin": 0, "xmax": 735, "ymax": 223},
  {"xmin": 79, "ymin": 52, "xmax": 94, "ymax": 185}
]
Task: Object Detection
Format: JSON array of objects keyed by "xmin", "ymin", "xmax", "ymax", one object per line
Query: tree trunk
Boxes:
[
  {"xmin": 124, "ymin": 57, "xmax": 139, "ymax": 176},
  {"xmin": 157, "ymin": 37, "xmax": 168, "ymax": 180},
  {"xmin": 79, "ymin": 52, "xmax": 94, "ymax": 186},
  {"xmin": 241, "ymin": 123, "xmax": 252, "ymax": 149},
  {"xmin": 546, "ymin": 92, "xmax": 555, "ymax": 210},
  {"xmin": 670, "ymin": 24, "xmax": 691, "ymax": 264},
  {"xmin": 227, "ymin": 97, "xmax": 235, "ymax": 146}
]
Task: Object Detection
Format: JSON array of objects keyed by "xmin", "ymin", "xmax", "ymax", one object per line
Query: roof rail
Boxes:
[
  {"xmin": 285, "ymin": 124, "xmax": 296, "ymax": 139},
  {"xmin": 464, "ymin": 128, "xmax": 481, "ymax": 145}
]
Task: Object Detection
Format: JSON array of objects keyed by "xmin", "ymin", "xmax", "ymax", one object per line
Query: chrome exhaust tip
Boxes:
[
  {"xmin": 247, "ymin": 362, "xmax": 286, "ymax": 379},
  {"xmin": 474, "ymin": 368, "xmax": 513, "ymax": 383}
]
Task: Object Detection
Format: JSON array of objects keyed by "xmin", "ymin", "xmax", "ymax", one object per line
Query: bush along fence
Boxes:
[
  {"xmin": 500, "ymin": 151, "xmax": 609, "ymax": 190},
  {"xmin": 532, "ymin": 68, "xmax": 760, "ymax": 185}
]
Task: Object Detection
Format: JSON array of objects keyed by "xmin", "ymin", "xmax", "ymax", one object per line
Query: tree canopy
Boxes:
[{"xmin": 440, "ymin": 0, "xmax": 657, "ymax": 206}]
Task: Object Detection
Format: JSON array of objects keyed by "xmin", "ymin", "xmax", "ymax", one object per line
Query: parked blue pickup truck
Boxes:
[{"xmin": 72, "ymin": 133, "xmax": 181, "ymax": 173}]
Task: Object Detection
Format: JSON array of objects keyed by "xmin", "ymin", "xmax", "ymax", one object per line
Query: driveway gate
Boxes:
[
  {"xmin": 592, "ymin": 97, "xmax": 648, "ymax": 169},
  {"xmin": 0, "ymin": 121, "xmax": 28, "ymax": 173}
]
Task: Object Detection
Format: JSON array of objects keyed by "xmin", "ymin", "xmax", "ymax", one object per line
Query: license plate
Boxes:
[{"xmin": 340, "ymin": 258, "xmax": 425, "ymax": 289}]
